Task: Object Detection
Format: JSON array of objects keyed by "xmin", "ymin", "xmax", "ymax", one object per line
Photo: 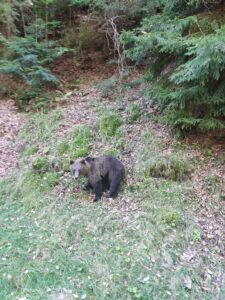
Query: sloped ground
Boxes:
[
  {"xmin": 0, "ymin": 99, "xmax": 26, "ymax": 177},
  {"xmin": 0, "ymin": 70, "xmax": 225, "ymax": 299}
]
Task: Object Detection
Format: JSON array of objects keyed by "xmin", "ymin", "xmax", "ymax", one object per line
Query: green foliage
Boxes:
[
  {"xmin": 44, "ymin": 171, "xmax": 59, "ymax": 187},
  {"xmin": 0, "ymin": 37, "xmax": 66, "ymax": 87},
  {"xmin": 171, "ymin": 26, "xmax": 225, "ymax": 84},
  {"xmin": 102, "ymin": 148, "xmax": 119, "ymax": 157},
  {"xmin": 23, "ymin": 145, "xmax": 39, "ymax": 157},
  {"xmin": 160, "ymin": 210, "xmax": 183, "ymax": 228},
  {"xmin": 122, "ymin": 7, "xmax": 225, "ymax": 133},
  {"xmin": 127, "ymin": 103, "xmax": 142, "ymax": 123},
  {"xmin": 144, "ymin": 154, "xmax": 193, "ymax": 181},
  {"xmin": 99, "ymin": 113, "xmax": 122, "ymax": 139},
  {"xmin": 0, "ymin": 36, "xmax": 67, "ymax": 108},
  {"xmin": 57, "ymin": 141, "xmax": 69, "ymax": 155},
  {"xmin": 62, "ymin": 158, "xmax": 71, "ymax": 172},
  {"xmin": 69, "ymin": 0, "xmax": 92, "ymax": 8},
  {"xmin": 78, "ymin": 21, "xmax": 93, "ymax": 49},
  {"xmin": 32, "ymin": 156, "xmax": 50, "ymax": 173},
  {"xmin": 70, "ymin": 125, "xmax": 93, "ymax": 159}
]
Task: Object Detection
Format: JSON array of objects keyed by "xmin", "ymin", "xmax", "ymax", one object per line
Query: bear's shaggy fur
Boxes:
[{"xmin": 70, "ymin": 156, "xmax": 125, "ymax": 202}]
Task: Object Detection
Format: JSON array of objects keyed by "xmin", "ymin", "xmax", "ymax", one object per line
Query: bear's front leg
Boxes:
[{"xmin": 93, "ymin": 180, "xmax": 103, "ymax": 202}]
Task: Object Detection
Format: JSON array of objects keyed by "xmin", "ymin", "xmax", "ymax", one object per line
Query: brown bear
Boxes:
[{"xmin": 70, "ymin": 156, "xmax": 125, "ymax": 202}]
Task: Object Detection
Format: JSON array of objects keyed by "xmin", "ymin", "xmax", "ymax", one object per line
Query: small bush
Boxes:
[
  {"xmin": 32, "ymin": 157, "xmax": 50, "ymax": 173},
  {"xmin": 70, "ymin": 125, "xmax": 93, "ymax": 159},
  {"xmin": 44, "ymin": 172, "xmax": 59, "ymax": 187},
  {"xmin": 99, "ymin": 113, "xmax": 122, "ymax": 139},
  {"xmin": 14, "ymin": 88, "xmax": 42, "ymax": 110},
  {"xmin": 145, "ymin": 154, "xmax": 193, "ymax": 181},
  {"xmin": 79, "ymin": 22, "xmax": 93, "ymax": 50}
]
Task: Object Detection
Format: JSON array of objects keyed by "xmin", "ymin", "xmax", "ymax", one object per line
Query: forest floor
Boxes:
[{"xmin": 0, "ymin": 61, "xmax": 225, "ymax": 300}]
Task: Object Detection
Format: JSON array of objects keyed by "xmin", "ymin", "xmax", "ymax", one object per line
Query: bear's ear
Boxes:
[
  {"xmin": 85, "ymin": 156, "xmax": 94, "ymax": 163},
  {"xmin": 70, "ymin": 160, "xmax": 74, "ymax": 165}
]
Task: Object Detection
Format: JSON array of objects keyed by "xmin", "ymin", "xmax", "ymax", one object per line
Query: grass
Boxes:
[
  {"xmin": 1, "ymin": 169, "xmax": 223, "ymax": 300},
  {"xmin": 0, "ymin": 96, "xmax": 225, "ymax": 300},
  {"xmin": 99, "ymin": 113, "xmax": 122, "ymax": 140},
  {"xmin": 70, "ymin": 125, "xmax": 93, "ymax": 159}
]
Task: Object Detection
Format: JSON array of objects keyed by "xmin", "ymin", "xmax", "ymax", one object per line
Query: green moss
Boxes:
[
  {"xmin": 32, "ymin": 157, "xmax": 50, "ymax": 173},
  {"xmin": 99, "ymin": 114, "xmax": 122, "ymax": 139}
]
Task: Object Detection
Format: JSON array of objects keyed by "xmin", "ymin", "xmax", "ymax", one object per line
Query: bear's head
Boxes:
[{"xmin": 70, "ymin": 157, "xmax": 94, "ymax": 179}]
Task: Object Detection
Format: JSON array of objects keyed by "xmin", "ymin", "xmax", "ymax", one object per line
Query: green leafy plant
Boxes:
[
  {"xmin": 99, "ymin": 113, "xmax": 122, "ymax": 139},
  {"xmin": 144, "ymin": 154, "xmax": 193, "ymax": 181},
  {"xmin": 70, "ymin": 125, "xmax": 93, "ymax": 159}
]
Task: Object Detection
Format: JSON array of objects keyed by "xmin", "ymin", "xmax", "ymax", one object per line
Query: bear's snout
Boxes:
[{"xmin": 73, "ymin": 170, "xmax": 79, "ymax": 179}]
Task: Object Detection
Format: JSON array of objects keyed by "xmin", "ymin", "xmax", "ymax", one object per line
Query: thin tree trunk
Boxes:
[
  {"xmin": 20, "ymin": 4, "xmax": 26, "ymax": 37},
  {"xmin": 6, "ymin": 0, "xmax": 12, "ymax": 39},
  {"xmin": 45, "ymin": 2, "xmax": 48, "ymax": 44}
]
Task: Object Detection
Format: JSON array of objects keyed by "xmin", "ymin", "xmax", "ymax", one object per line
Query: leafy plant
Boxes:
[
  {"xmin": 70, "ymin": 125, "xmax": 93, "ymax": 159},
  {"xmin": 144, "ymin": 154, "xmax": 193, "ymax": 181},
  {"xmin": 99, "ymin": 113, "xmax": 122, "ymax": 139}
]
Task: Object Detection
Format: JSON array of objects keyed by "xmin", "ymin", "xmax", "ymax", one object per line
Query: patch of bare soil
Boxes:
[
  {"xmin": 51, "ymin": 51, "xmax": 116, "ymax": 91},
  {"xmin": 0, "ymin": 99, "xmax": 26, "ymax": 178}
]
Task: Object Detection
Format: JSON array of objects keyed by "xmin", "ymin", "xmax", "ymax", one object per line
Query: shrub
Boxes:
[
  {"xmin": 99, "ymin": 113, "xmax": 122, "ymax": 139},
  {"xmin": 32, "ymin": 157, "xmax": 50, "ymax": 173},
  {"xmin": 44, "ymin": 172, "xmax": 59, "ymax": 187},
  {"xmin": 0, "ymin": 36, "xmax": 68, "ymax": 109},
  {"xmin": 122, "ymin": 10, "xmax": 225, "ymax": 133},
  {"xmin": 160, "ymin": 210, "xmax": 183, "ymax": 228},
  {"xmin": 144, "ymin": 154, "xmax": 193, "ymax": 181},
  {"xmin": 70, "ymin": 125, "xmax": 93, "ymax": 159}
]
